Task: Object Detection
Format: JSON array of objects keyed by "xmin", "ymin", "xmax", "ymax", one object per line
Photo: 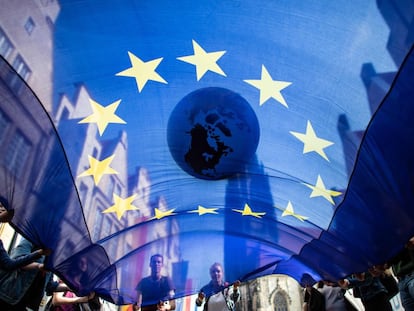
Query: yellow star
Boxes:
[
  {"xmin": 77, "ymin": 155, "xmax": 119, "ymax": 185},
  {"xmin": 116, "ymin": 51, "xmax": 167, "ymax": 92},
  {"xmin": 281, "ymin": 201, "xmax": 309, "ymax": 222},
  {"xmin": 152, "ymin": 208, "xmax": 176, "ymax": 220},
  {"xmin": 103, "ymin": 194, "xmax": 139, "ymax": 220},
  {"xmin": 290, "ymin": 121, "xmax": 334, "ymax": 161},
  {"xmin": 304, "ymin": 175, "xmax": 342, "ymax": 205},
  {"xmin": 232, "ymin": 203, "xmax": 266, "ymax": 218},
  {"xmin": 78, "ymin": 98, "xmax": 126, "ymax": 136},
  {"xmin": 244, "ymin": 65, "xmax": 291, "ymax": 107},
  {"xmin": 177, "ymin": 40, "xmax": 226, "ymax": 81},
  {"xmin": 188, "ymin": 205, "xmax": 219, "ymax": 215}
]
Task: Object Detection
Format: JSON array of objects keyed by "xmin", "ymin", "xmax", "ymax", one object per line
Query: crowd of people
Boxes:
[
  {"xmin": 131, "ymin": 244, "xmax": 414, "ymax": 311},
  {"xmin": 132, "ymin": 256, "xmax": 240, "ymax": 311},
  {"xmin": 0, "ymin": 197, "xmax": 99, "ymax": 311},
  {"xmin": 195, "ymin": 262, "xmax": 240, "ymax": 311},
  {"xmin": 2, "ymin": 193, "xmax": 239, "ymax": 311},
  {"xmin": 303, "ymin": 235, "xmax": 414, "ymax": 311},
  {"xmin": 3, "ymin": 191, "xmax": 414, "ymax": 311}
]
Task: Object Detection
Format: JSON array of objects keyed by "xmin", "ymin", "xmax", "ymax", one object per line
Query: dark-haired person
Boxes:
[
  {"xmin": 0, "ymin": 237, "xmax": 66, "ymax": 311},
  {"xmin": 339, "ymin": 270, "xmax": 392, "ymax": 311},
  {"xmin": 0, "ymin": 197, "xmax": 50, "ymax": 310},
  {"xmin": 387, "ymin": 236, "xmax": 414, "ymax": 311},
  {"xmin": 302, "ymin": 274, "xmax": 325, "ymax": 311},
  {"xmin": 0, "ymin": 198, "xmax": 46, "ymax": 271},
  {"xmin": 134, "ymin": 254, "xmax": 175, "ymax": 311}
]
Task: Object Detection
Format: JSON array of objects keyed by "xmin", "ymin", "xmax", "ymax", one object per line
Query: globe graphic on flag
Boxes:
[{"xmin": 167, "ymin": 87, "xmax": 260, "ymax": 180}]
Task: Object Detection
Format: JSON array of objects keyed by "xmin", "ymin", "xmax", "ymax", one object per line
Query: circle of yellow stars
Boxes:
[{"xmin": 75, "ymin": 39, "xmax": 340, "ymax": 222}]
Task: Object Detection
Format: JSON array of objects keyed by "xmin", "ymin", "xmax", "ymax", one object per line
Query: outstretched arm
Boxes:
[
  {"xmin": 52, "ymin": 290, "xmax": 94, "ymax": 306},
  {"xmin": 231, "ymin": 280, "xmax": 241, "ymax": 302},
  {"xmin": 163, "ymin": 288, "xmax": 176, "ymax": 310},
  {"xmin": 195, "ymin": 291, "xmax": 205, "ymax": 306},
  {"xmin": 0, "ymin": 240, "xmax": 43, "ymax": 271},
  {"xmin": 134, "ymin": 289, "xmax": 142, "ymax": 311}
]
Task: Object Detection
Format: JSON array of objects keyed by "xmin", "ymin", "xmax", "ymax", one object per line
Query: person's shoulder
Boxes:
[
  {"xmin": 137, "ymin": 276, "xmax": 151, "ymax": 285},
  {"xmin": 0, "ymin": 240, "xmax": 6, "ymax": 256},
  {"xmin": 200, "ymin": 282, "xmax": 214, "ymax": 293},
  {"xmin": 162, "ymin": 275, "xmax": 174, "ymax": 285}
]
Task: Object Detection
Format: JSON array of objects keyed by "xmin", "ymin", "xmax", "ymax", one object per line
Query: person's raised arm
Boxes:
[
  {"xmin": 231, "ymin": 280, "xmax": 241, "ymax": 302},
  {"xmin": 21, "ymin": 261, "xmax": 44, "ymax": 271},
  {"xmin": 134, "ymin": 289, "xmax": 142, "ymax": 311},
  {"xmin": 52, "ymin": 289, "xmax": 94, "ymax": 306},
  {"xmin": 195, "ymin": 291, "xmax": 205, "ymax": 306},
  {"xmin": 167, "ymin": 288, "xmax": 176, "ymax": 310}
]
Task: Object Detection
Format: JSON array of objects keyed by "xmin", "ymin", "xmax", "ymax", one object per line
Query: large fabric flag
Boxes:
[{"xmin": 1, "ymin": 0, "xmax": 414, "ymax": 306}]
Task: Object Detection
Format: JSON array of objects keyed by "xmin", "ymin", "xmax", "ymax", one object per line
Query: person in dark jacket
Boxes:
[
  {"xmin": 339, "ymin": 270, "xmax": 392, "ymax": 311},
  {"xmin": 134, "ymin": 254, "xmax": 176, "ymax": 311},
  {"xmin": 0, "ymin": 196, "xmax": 51, "ymax": 310},
  {"xmin": 301, "ymin": 275, "xmax": 325, "ymax": 311},
  {"xmin": 0, "ymin": 197, "xmax": 46, "ymax": 271},
  {"xmin": 0, "ymin": 237, "xmax": 67, "ymax": 311},
  {"xmin": 387, "ymin": 236, "xmax": 414, "ymax": 311}
]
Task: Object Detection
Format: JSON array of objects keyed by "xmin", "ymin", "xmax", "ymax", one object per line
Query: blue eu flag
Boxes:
[{"xmin": 0, "ymin": 0, "xmax": 414, "ymax": 306}]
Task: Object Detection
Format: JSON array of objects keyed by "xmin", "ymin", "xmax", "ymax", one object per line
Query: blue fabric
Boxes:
[
  {"xmin": 0, "ymin": 0, "xmax": 414, "ymax": 305},
  {"xmin": 199, "ymin": 281, "xmax": 228, "ymax": 299}
]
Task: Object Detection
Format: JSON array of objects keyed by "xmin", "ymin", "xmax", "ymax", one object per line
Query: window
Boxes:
[
  {"xmin": 107, "ymin": 176, "xmax": 115, "ymax": 198},
  {"xmin": 24, "ymin": 17, "xmax": 35, "ymax": 35},
  {"xmin": 4, "ymin": 130, "xmax": 30, "ymax": 177},
  {"xmin": 92, "ymin": 205, "xmax": 103, "ymax": 242},
  {"xmin": 7, "ymin": 55, "xmax": 31, "ymax": 93},
  {"xmin": 0, "ymin": 110, "xmax": 10, "ymax": 145},
  {"xmin": 274, "ymin": 292, "xmax": 288, "ymax": 311},
  {"xmin": 12, "ymin": 55, "xmax": 31, "ymax": 81},
  {"xmin": 0, "ymin": 27, "xmax": 14, "ymax": 58},
  {"xmin": 115, "ymin": 184, "xmax": 122, "ymax": 196},
  {"xmin": 79, "ymin": 182, "xmax": 88, "ymax": 209},
  {"xmin": 101, "ymin": 214, "xmax": 111, "ymax": 239},
  {"xmin": 45, "ymin": 16, "xmax": 54, "ymax": 32}
]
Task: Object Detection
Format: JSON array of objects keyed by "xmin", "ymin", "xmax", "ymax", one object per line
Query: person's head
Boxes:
[
  {"xmin": 67, "ymin": 255, "xmax": 90, "ymax": 291},
  {"xmin": 323, "ymin": 280, "xmax": 335, "ymax": 287},
  {"xmin": 0, "ymin": 196, "xmax": 14, "ymax": 223},
  {"xmin": 77, "ymin": 256, "xmax": 88, "ymax": 273},
  {"xmin": 150, "ymin": 254, "xmax": 164, "ymax": 277},
  {"xmin": 300, "ymin": 273, "xmax": 316, "ymax": 288},
  {"xmin": 209, "ymin": 262, "xmax": 224, "ymax": 285},
  {"xmin": 354, "ymin": 272, "xmax": 365, "ymax": 281}
]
